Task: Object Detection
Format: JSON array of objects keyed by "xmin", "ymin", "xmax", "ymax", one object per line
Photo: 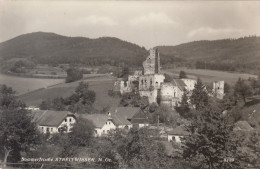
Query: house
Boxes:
[
  {"xmin": 166, "ymin": 126, "xmax": 189, "ymax": 143},
  {"xmin": 131, "ymin": 110, "xmax": 150, "ymax": 128},
  {"xmin": 80, "ymin": 107, "xmax": 150, "ymax": 137},
  {"xmin": 26, "ymin": 106, "xmax": 40, "ymax": 111},
  {"xmin": 80, "ymin": 113, "xmax": 116, "ymax": 137},
  {"xmin": 31, "ymin": 110, "xmax": 76, "ymax": 134},
  {"xmin": 110, "ymin": 107, "xmax": 150, "ymax": 129}
]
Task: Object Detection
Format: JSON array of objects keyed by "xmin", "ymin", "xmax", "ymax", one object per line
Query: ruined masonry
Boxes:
[{"xmin": 114, "ymin": 48, "xmax": 225, "ymax": 109}]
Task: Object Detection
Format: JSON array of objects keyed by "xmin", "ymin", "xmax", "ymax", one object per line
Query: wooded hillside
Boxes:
[{"xmin": 157, "ymin": 36, "xmax": 260, "ymax": 73}]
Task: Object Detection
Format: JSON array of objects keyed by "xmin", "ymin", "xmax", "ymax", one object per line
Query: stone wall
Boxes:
[
  {"xmin": 139, "ymin": 74, "xmax": 165, "ymax": 91},
  {"xmin": 160, "ymin": 82, "xmax": 183, "ymax": 108}
]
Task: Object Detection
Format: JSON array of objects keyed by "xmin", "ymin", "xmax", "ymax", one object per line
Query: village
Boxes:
[
  {"xmin": 2, "ymin": 44, "xmax": 260, "ymax": 168},
  {"xmin": 28, "ymin": 48, "xmax": 226, "ymax": 144},
  {"xmin": 1, "ymin": 1, "xmax": 260, "ymax": 168}
]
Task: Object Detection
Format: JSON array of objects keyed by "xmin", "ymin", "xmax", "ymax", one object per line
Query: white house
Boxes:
[
  {"xmin": 81, "ymin": 107, "xmax": 150, "ymax": 137},
  {"xmin": 167, "ymin": 126, "xmax": 188, "ymax": 143},
  {"xmin": 31, "ymin": 110, "xmax": 76, "ymax": 134},
  {"xmin": 80, "ymin": 113, "xmax": 117, "ymax": 137}
]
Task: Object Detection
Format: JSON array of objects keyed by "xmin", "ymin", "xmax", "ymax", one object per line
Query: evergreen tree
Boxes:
[
  {"xmin": 183, "ymin": 102, "xmax": 241, "ymax": 169},
  {"xmin": 177, "ymin": 89, "xmax": 190, "ymax": 118},
  {"xmin": 190, "ymin": 78, "xmax": 209, "ymax": 110}
]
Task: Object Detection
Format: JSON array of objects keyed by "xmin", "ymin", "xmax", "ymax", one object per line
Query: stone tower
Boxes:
[
  {"xmin": 143, "ymin": 48, "xmax": 160, "ymax": 75},
  {"xmin": 212, "ymin": 81, "xmax": 224, "ymax": 99}
]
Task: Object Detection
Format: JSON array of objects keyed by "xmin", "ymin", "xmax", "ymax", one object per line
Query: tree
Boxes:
[
  {"xmin": 115, "ymin": 128, "xmax": 170, "ymax": 169},
  {"xmin": 190, "ymin": 78, "xmax": 209, "ymax": 110},
  {"xmin": 179, "ymin": 70, "xmax": 187, "ymax": 79},
  {"xmin": 176, "ymin": 89, "xmax": 190, "ymax": 118},
  {"xmin": 234, "ymin": 78, "xmax": 253, "ymax": 104},
  {"xmin": 0, "ymin": 85, "xmax": 40, "ymax": 165},
  {"xmin": 183, "ymin": 102, "xmax": 241, "ymax": 169},
  {"xmin": 39, "ymin": 82, "xmax": 96, "ymax": 113},
  {"xmin": 120, "ymin": 92, "xmax": 149, "ymax": 109},
  {"xmin": 66, "ymin": 67, "xmax": 83, "ymax": 83},
  {"xmin": 164, "ymin": 73, "xmax": 173, "ymax": 82},
  {"xmin": 69, "ymin": 116, "xmax": 95, "ymax": 147}
]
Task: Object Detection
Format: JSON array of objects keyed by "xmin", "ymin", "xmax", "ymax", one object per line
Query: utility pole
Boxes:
[{"xmin": 157, "ymin": 114, "xmax": 160, "ymax": 139}]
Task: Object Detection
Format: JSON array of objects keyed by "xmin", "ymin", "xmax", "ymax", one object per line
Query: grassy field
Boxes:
[
  {"xmin": 163, "ymin": 68, "xmax": 257, "ymax": 85},
  {"xmin": 18, "ymin": 74, "xmax": 120, "ymax": 111},
  {"xmin": 0, "ymin": 73, "xmax": 64, "ymax": 95}
]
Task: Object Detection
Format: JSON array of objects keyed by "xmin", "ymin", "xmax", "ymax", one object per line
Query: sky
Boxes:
[{"xmin": 1, "ymin": 1, "xmax": 260, "ymax": 49}]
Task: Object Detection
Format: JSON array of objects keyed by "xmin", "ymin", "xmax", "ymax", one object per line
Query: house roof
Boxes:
[
  {"xmin": 31, "ymin": 110, "xmax": 73, "ymax": 127},
  {"xmin": 234, "ymin": 121, "xmax": 253, "ymax": 131},
  {"xmin": 172, "ymin": 79, "xmax": 186, "ymax": 91},
  {"xmin": 166, "ymin": 126, "xmax": 189, "ymax": 136},
  {"xmin": 110, "ymin": 107, "xmax": 141, "ymax": 126},
  {"xmin": 131, "ymin": 110, "xmax": 149, "ymax": 124},
  {"xmin": 80, "ymin": 114, "xmax": 109, "ymax": 128}
]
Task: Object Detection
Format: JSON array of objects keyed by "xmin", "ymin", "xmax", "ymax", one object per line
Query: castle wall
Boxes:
[
  {"xmin": 160, "ymin": 83, "xmax": 183, "ymax": 108},
  {"xmin": 139, "ymin": 74, "xmax": 165, "ymax": 91},
  {"xmin": 139, "ymin": 89, "xmax": 158, "ymax": 104},
  {"xmin": 182, "ymin": 79, "xmax": 196, "ymax": 91}
]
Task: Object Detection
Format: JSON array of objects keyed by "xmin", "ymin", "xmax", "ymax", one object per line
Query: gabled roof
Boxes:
[
  {"xmin": 131, "ymin": 110, "xmax": 149, "ymax": 124},
  {"xmin": 80, "ymin": 114, "xmax": 109, "ymax": 128},
  {"xmin": 166, "ymin": 126, "xmax": 189, "ymax": 136},
  {"xmin": 172, "ymin": 79, "xmax": 186, "ymax": 91},
  {"xmin": 31, "ymin": 110, "xmax": 73, "ymax": 127},
  {"xmin": 110, "ymin": 107, "xmax": 141, "ymax": 126}
]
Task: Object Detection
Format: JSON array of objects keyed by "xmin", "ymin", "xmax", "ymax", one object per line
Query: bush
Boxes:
[{"xmin": 66, "ymin": 67, "xmax": 83, "ymax": 83}]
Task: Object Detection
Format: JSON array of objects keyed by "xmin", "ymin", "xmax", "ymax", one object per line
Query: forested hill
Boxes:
[
  {"xmin": 157, "ymin": 36, "xmax": 260, "ymax": 73},
  {"xmin": 0, "ymin": 32, "xmax": 148, "ymax": 67}
]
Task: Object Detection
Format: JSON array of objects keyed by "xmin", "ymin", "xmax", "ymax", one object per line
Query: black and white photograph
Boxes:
[{"xmin": 0, "ymin": 0, "xmax": 260, "ymax": 168}]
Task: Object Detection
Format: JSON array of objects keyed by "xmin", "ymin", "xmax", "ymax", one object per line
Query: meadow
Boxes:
[
  {"xmin": 18, "ymin": 75, "xmax": 120, "ymax": 111},
  {"xmin": 163, "ymin": 68, "xmax": 257, "ymax": 85},
  {"xmin": 0, "ymin": 73, "xmax": 64, "ymax": 95}
]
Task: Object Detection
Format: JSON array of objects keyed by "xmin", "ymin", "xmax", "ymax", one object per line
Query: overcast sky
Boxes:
[{"xmin": 1, "ymin": 1, "xmax": 260, "ymax": 49}]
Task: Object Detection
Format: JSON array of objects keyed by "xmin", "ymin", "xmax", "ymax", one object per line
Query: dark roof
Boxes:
[
  {"xmin": 172, "ymin": 79, "xmax": 186, "ymax": 91},
  {"xmin": 131, "ymin": 110, "xmax": 149, "ymax": 124},
  {"xmin": 110, "ymin": 107, "xmax": 141, "ymax": 126},
  {"xmin": 32, "ymin": 110, "xmax": 73, "ymax": 127},
  {"xmin": 112, "ymin": 114, "xmax": 132, "ymax": 126},
  {"xmin": 166, "ymin": 126, "xmax": 189, "ymax": 136},
  {"xmin": 80, "ymin": 114, "xmax": 109, "ymax": 128}
]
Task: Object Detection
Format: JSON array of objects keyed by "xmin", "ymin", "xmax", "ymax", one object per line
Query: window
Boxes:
[
  {"xmin": 69, "ymin": 118, "xmax": 72, "ymax": 122},
  {"xmin": 65, "ymin": 119, "xmax": 67, "ymax": 122},
  {"xmin": 147, "ymin": 58, "xmax": 151, "ymax": 63},
  {"xmin": 46, "ymin": 128, "xmax": 49, "ymax": 132},
  {"xmin": 51, "ymin": 128, "xmax": 53, "ymax": 132},
  {"xmin": 41, "ymin": 127, "xmax": 44, "ymax": 131}
]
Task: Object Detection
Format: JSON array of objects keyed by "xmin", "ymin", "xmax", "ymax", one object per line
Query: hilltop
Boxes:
[
  {"xmin": 0, "ymin": 32, "xmax": 148, "ymax": 68},
  {"xmin": 157, "ymin": 36, "xmax": 260, "ymax": 73},
  {"xmin": 0, "ymin": 33, "xmax": 260, "ymax": 74}
]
